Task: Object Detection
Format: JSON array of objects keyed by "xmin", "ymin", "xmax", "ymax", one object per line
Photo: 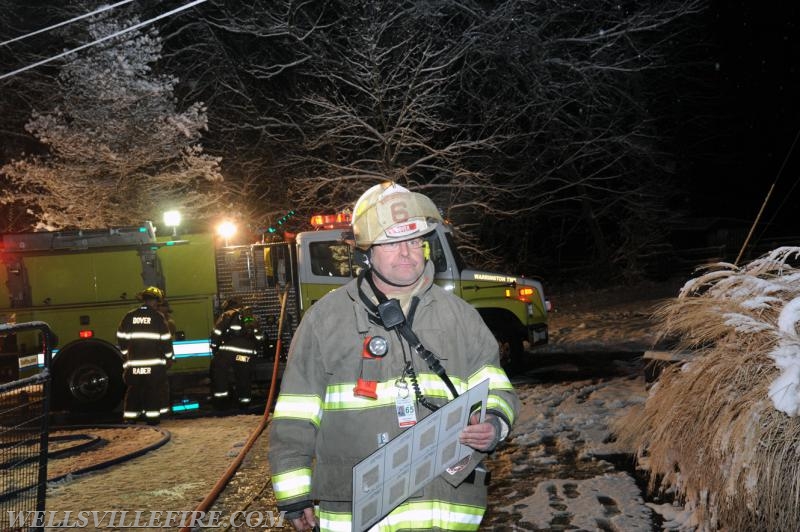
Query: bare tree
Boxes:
[
  {"xmin": 262, "ymin": 0, "xmax": 705, "ymax": 275},
  {"xmin": 0, "ymin": 10, "xmax": 223, "ymax": 230},
  {"xmin": 1, "ymin": 0, "xmax": 710, "ymax": 279}
]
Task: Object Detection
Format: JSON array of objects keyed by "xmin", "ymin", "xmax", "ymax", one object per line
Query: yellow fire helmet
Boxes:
[
  {"xmin": 351, "ymin": 182, "xmax": 443, "ymax": 250},
  {"xmin": 139, "ymin": 286, "xmax": 164, "ymax": 302}
]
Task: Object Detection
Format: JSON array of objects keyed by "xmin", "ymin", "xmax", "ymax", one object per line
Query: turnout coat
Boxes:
[{"xmin": 269, "ymin": 262, "xmax": 519, "ymax": 531}]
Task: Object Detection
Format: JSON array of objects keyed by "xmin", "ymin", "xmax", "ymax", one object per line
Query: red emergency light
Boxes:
[
  {"xmin": 310, "ymin": 212, "xmax": 352, "ymax": 229},
  {"xmin": 79, "ymin": 330, "xmax": 94, "ymax": 339}
]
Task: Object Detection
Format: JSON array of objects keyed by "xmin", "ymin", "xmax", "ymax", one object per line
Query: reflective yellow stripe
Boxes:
[
  {"xmin": 379, "ymin": 500, "xmax": 484, "ymax": 530},
  {"xmin": 117, "ymin": 331, "xmax": 171, "ymax": 341},
  {"xmin": 273, "ymin": 394, "xmax": 323, "ymax": 426},
  {"xmin": 469, "ymin": 366, "xmax": 516, "ymax": 424},
  {"xmin": 219, "ymin": 345, "xmax": 257, "ymax": 355},
  {"xmin": 468, "ymin": 365, "xmax": 513, "ymax": 391},
  {"xmin": 411, "ymin": 373, "xmax": 467, "ymax": 399},
  {"xmin": 487, "ymin": 395, "xmax": 514, "ymax": 423},
  {"xmin": 272, "ymin": 468, "xmax": 312, "ymax": 500},
  {"xmin": 320, "ymin": 500, "xmax": 484, "ymax": 531},
  {"xmin": 324, "ymin": 381, "xmax": 397, "ymax": 410},
  {"xmin": 318, "ymin": 510, "xmax": 351, "ymax": 532},
  {"xmin": 121, "ymin": 331, "xmax": 171, "ymax": 340},
  {"xmin": 123, "ymin": 358, "xmax": 167, "ymax": 368}
]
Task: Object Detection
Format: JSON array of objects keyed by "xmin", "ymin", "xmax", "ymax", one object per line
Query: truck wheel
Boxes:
[
  {"xmin": 55, "ymin": 353, "xmax": 124, "ymax": 413},
  {"xmin": 495, "ymin": 329, "xmax": 524, "ymax": 375}
]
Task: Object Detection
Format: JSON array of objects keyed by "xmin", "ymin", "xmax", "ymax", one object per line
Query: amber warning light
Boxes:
[
  {"xmin": 505, "ymin": 287, "xmax": 534, "ymax": 302},
  {"xmin": 310, "ymin": 212, "xmax": 352, "ymax": 229}
]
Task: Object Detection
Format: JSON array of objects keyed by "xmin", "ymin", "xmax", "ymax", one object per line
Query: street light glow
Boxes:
[
  {"xmin": 217, "ymin": 221, "xmax": 237, "ymax": 240},
  {"xmin": 163, "ymin": 210, "xmax": 181, "ymax": 228},
  {"xmin": 163, "ymin": 210, "xmax": 181, "ymax": 236}
]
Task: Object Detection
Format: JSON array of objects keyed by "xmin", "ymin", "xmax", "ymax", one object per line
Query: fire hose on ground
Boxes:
[{"xmin": 178, "ymin": 286, "xmax": 290, "ymax": 532}]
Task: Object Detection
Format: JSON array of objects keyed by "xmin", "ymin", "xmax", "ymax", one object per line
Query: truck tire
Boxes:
[
  {"xmin": 495, "ymin": 329, "xmax": 524, "ymax": 376},
  {"xmin": 54, "ymin": 350, "xmax": 124, "ymax": 413}
]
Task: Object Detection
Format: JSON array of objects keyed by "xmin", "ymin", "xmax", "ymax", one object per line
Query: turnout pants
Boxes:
[
  {"xmin": 211, "ymin": 350, "xmax": 253, "ymax": 404},
  {"xmin": 123, "ymin": 364, "xmax": 168, "ymax": 421}
]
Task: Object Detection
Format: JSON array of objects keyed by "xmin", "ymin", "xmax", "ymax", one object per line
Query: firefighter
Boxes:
[
  {"xmin": 268, "ymin": 182, "xmax": 519, "ymax": 531},
  {"xmin": 210, "ymin": 299, "xmax": 263, "ymax": 408},
  {"xmin": 116, "ymin": 286, "xmax": 173, "ymax": 425}
]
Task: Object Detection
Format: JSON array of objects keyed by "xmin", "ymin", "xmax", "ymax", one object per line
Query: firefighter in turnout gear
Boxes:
[
  {"xmin": 116, "ymin": 286, "xmax": 173, "ymax": 425},
  {"xmin": 210, "ymin": 299, "xmax": 263, "ymax": 407},
  {"xmin": 268, "ymin": 182, "xmax": 519, "ymax": 531}
]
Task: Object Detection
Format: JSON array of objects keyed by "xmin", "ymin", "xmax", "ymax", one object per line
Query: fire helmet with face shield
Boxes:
[{"xmin": 351, "ymin": 182, "xmax": 443, "ymax": 250}]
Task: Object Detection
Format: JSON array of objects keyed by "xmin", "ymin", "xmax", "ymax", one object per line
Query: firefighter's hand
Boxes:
[
  {"xmin": 289, "ymin": 507, "xmax": 317, "ymax": 531},
  {"xmin": 459, "ymin": 414, "xmax": 502, "ymax": 452},
  {"xmin": 166, "ymin": 358, "xmax": 174, "ymax": 369}
]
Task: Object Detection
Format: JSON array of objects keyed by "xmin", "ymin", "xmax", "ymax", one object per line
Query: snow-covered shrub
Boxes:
[{"xmin": 614, "ymin": 247, "xmax": 800, "ymax": 531}]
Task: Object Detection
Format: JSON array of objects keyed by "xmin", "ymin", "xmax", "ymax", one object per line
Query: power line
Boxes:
[
  {"xmin": 0, "ymin": 0, "xmax": 207, "ymax": 82},
  {"xmin": 0, "ymin": 0, "xmax": 135, "ymax": 48}
]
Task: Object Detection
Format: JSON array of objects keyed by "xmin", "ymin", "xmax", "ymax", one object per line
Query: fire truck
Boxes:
[{"xmin": 0, "ymin": 215, "xmax": 549, "ymax": 413}]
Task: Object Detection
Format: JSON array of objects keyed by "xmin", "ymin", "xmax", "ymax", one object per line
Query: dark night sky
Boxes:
[{"xmin": 691, "ymin": 1, "xmax": 800, "ymax": 240}]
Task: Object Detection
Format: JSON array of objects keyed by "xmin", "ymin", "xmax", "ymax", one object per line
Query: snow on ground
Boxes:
[
  {"xmin": 481, "ymin": 279, "xmax": 694, "ymax": 531},
  {"xmin": 513, "ymin": 473, "xmax": 650, "ymax": 531},
  {"xmin": 487, "ymin": 370, "xmax": 659, "ymax": 531}
]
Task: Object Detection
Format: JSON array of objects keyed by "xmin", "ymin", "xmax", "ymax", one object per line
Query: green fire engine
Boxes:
[{"xmin": 1, "ymin": 215, "xmax": 548, "ymax": 413}]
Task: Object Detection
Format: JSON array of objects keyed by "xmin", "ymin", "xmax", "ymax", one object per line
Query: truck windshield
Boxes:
[{"xmin": 309, "ymin": 242, "xmax": 366, "ymax": 278}]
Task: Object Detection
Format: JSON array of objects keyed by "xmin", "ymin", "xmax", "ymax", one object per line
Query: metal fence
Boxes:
[{"xmin": 0, "ymin": 321, "xmax": 55, "ymax": 532}]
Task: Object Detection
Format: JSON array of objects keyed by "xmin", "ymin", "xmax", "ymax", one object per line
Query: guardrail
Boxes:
[{"xmin": 0, "ymin": 321, "xmax": 56, "ymax": 532}]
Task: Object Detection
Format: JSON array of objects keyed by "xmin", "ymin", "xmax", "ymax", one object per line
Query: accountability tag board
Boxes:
[{"xmin": 351, "ymin": 379, "xmax": 490, "ymax": 531}]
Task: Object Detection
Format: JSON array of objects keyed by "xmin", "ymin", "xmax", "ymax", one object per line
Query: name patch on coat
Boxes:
[
  {"xmin": 132, "ymin": 367, "xmax": 152, "ymax": 375},
  {"xmin": 132, "ymin": 317, "xmax": 152, "ymax": 325}
]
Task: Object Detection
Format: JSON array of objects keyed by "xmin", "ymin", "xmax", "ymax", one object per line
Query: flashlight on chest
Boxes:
[{"xmin": 353, "ymin": 335, "xmax": 388, "ymax": 399}]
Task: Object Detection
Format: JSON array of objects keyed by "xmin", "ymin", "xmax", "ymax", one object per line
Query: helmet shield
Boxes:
[{"xmin": 352, "ymin": 183, "xmax": 443, "ymax": 249}]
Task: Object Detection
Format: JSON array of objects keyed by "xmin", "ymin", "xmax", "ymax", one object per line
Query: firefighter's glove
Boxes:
[
  {"xmin": 484, "ymin": 415, "xmax": 507, "ymax": 452},
  {"xmin": 280, "ymin": 501, "xmax": 316, "ymax": 531}
]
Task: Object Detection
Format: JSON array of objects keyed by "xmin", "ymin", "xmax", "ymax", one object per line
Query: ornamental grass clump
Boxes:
[{"xmin": 614, "ymin": 247, "xmax": 800, "ymax": 531}]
